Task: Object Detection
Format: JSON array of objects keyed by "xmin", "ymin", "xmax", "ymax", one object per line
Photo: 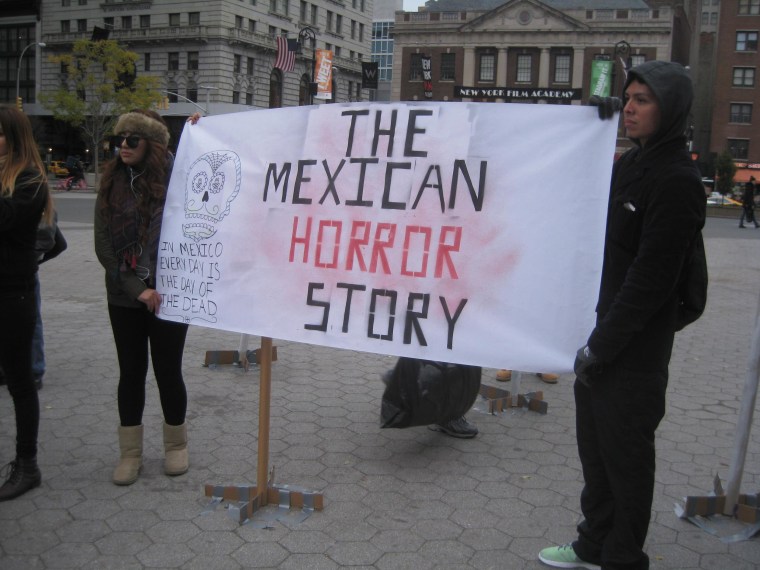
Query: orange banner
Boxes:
[{"xmin": 315, "ymin": 49, "xmax": 333, "ymax": 100}]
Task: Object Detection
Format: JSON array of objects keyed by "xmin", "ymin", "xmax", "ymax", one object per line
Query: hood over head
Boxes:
[{"xmin": 623, "ymin": 60, "xmax": 693, "ymax": 152}]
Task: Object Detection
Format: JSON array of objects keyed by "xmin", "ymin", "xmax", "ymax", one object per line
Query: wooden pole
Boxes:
[
  {"xmin": 723, "ymin": 295, "xmax": 760, "ymax": 515},
  {"xmin": 256, "ymin": 337, "xmax": 273, "ymax": 506}
]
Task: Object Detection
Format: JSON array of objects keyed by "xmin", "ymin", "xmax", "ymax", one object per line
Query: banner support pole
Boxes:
[{"xmin": 256, "ymin": 336, "xmax": 273, "ymax": 506}]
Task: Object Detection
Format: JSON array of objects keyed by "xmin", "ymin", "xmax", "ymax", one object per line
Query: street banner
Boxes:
[
  {"xmin": 590, "ymin": 60, "xmax": 613, "ymax": 98},
  {"xmin": 421, "ymin": 55, "xmax": 432, "ymax": 98},
  {"xmin": 158, "ymin": 102, "xmax": 617, "ymax": 371},
  {"xmin": 314, "ymin": 49, "xmax": 333, "ymax": 100},
  {"xmin": 362, "ymin": 61, "xmax": 379, "ymax": 89}
]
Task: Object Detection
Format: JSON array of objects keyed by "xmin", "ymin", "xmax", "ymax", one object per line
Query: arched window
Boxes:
[{"xmin": 269, "ymin": 69, "xmax": 283, "ymax": 108}]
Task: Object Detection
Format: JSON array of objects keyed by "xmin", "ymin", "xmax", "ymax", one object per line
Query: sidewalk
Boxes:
[{"xmin": 0, "ymin": 217, "xmax": 758, "ymax": 569}]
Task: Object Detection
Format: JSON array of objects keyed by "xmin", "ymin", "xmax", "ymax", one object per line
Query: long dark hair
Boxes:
[
  {"xmin": 98, "ymin": 109, "xmax": 170, "ymax": 245},
  {"xmin": 0, "ymin": 105, "xmax": 54, "ymax": 225}
]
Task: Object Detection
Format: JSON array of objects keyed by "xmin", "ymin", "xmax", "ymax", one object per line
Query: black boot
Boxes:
[{"xmin": 0, "ymin": 457, "xmax": 41, "ymax": 501}]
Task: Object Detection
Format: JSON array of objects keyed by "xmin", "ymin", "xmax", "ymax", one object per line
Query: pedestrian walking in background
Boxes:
[
  {"xmin": 94, "ymin": 109, "xmax": 190, "ymax": 486},
  {"xmin": 539, "ymin": 61, "xmax": 707, "ymax": 570},
  {"xmin": 739, "ymin": 176, "xmax": 759, "ymax": 228},
  {"xmin": 0, "ymin": 105, "xmax": 54, "ymax": 501}
]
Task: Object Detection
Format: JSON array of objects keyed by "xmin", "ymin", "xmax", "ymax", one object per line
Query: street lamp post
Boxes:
[
  {"xmin": 298, "ymin": 27, "xmax": 317, "ymax": 105},
  {"xmin": 611, "ymin": 40, "xmax": 632, "ymax": 96},
  {"xmin": 16, "ymin": 41, "xmax": 46, "ymax": 110}
]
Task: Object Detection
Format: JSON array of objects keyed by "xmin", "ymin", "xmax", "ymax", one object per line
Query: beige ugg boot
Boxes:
[
  {"xmin": 163, "ymin": 422, "xmax": 189, "ymax": 476},
  {"xmin": 113, "ymin": 425, "xmax": 143, "ymax": 486}
]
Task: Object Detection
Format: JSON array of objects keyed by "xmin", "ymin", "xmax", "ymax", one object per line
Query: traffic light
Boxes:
[{"xmin": 16, "ymin": 96, "xmax": 22, "ymax": 111}]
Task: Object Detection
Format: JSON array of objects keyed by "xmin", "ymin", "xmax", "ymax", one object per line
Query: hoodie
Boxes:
[{"xmin": 585, "ymin": 61, "xmax": 706, "ymax": 370}]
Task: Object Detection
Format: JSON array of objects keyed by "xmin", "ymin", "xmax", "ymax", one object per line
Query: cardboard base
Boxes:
[
  {"xmin": 204, "ymin": 483, "xmax": 323, "ymax": 523},
  {"xmin": 479, "ymin": 384, "xmax": 548, "ymax": 414}
]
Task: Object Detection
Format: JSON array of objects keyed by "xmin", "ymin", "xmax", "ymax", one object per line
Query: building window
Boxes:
[
  {"xmin": 269, "ymin": 25, "xmax": 277, "ymax": 37},
  {"xmin": 62, "ymin": 0, "xmax": 70, "ymax": 5},
  {"xmin": 631, "ymin": 54, "xmax": 646, "ymax": 67},
  {"xmin": 168, "ymin": 52, "xmax": 179, "ymax": 71},
  {"xmin": 283, "ymin": 0, "xmax": 289, "ymax": 16},
  {"xmin": 188, "ymin": 52, "xmax": 199, "ymax": 70},
  {"xmin": 516, "ymin": 54, "xmax": 532, "ymax": 82},
  {"xmin": 736, "ymin": 31, "xmax": 759, "ymax": 51},
  {"xmin": 730, "ymin": 103, "xmax": 752, "ymax": 123},
  {"xmin": 327, "ymin": 11, "xmax": 333, "ymax": 32},
  {"xmin": 232, "ymin": 91, "xmax": 240, "ymax": 104},
  {"xmin": 739, "ymin": 0, "xmax": 760, "ymax": 15},
  {"xmin": 728, "ymin": 139, "xmax": 749, "ymax": 159},
  {"xmin": 352, "ymin": 20, "xmax": 357, "ymax": 39},
  {"xmin": 479, "ymin": 53, "xmax": 495, "ymax": 81},
  {"xmin": 248, "ymin": 19, "xmax": 256, "ymax": 32},
  {"xmin": 121, "ymin": 16, "xmax": 131, "ymax": 29},
  {"xmin": 61, "ymin": 21, "xmax": 70, "ymax": 33},
  {"xmin": 554, "ymin": 54, "xmax": 570, "ymax": 83},
  {"xmin": 104, "ymin": 17, "xmax": 114, "ymax": 29},
  {"xmin": 311, "ymin": 5, "xmax": 318, "ymax": 25},
  {"xmin": 410, "ymin": 53, "xmax": 423, "ymax": 80},
  {"xmin": 169, "ymin": 13, "xmax": 180, "ymax": 27},
  {"xmin": 300, "ymin": 1, "xmax": 307, "ymax": 21},
  {"xmin": 247, "ymin": 57, "xmax": 254, "ymax": 75},
  {"xmin": 189, "ymin": 12, "xmax": 200, "ymax": 26},
  {"xmin": 187, "ymin": 88, "xmax": 198, "ymax": 102},
  {"xmin": 359, "ymin": 23, "xmax": 364, "ymax": 42},
  {"xmin": 270, "ymin": 0, "xmax": 277, "ymax": 12},
  {"xmin": 144, "ymin": 53, "xmax": 151, "ymax": 71},
  {"xmin": 335, "ymin": 46, "xmax": 341, "ymax": 57},
  {"xmin": 234, "ymin": 54, "xmax": 242, "ymax": 73},
  {"xmin": 235, "ymin": 15, "xmax": 243, "ymax": 28},
  {"xmin": 336, "ymin": 15, "xmax": 343, "ymax": 35},
  {"xmin": 78, "ymin": 19, "xmax": 88, "ymax": 32},
  {"xmin": 246, "ymin": 92, "xmax": 253, "ymax": 105},
  {"xmin": 140, "ymin": 15, "xmax": 150, "ymax": 28},
  {"xmin": 733, "ymin": 67, "xmax": 756, "ymax": 86},
  {"xmin": 167, "ymin": 89, "xmax": 178, "ymax": 103},
  {"xmin": 441, "ymin": 53, "xmax": 455, "ymax": 81}
]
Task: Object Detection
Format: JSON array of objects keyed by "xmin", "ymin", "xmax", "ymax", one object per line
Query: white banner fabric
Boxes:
[{"xmin": 157, "ymin": 102, "xmax": 617, "ymax": 372}]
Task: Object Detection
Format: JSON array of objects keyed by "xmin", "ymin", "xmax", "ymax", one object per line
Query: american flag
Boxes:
[{"xmin": 274, "ymin": 36, "xmax": 296, "ymax": 73}]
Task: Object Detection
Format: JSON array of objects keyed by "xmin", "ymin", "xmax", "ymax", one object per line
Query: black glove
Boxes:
[
  {"xmin": 588, "ymin": 96, "xmax": 623, "ymax": 120},
  {"xmin": 574, "ymin": 345, "xmax": 600, "ymax": 387}
]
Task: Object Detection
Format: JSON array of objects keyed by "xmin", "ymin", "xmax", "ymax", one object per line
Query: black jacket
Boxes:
[
  {"xmin": 586, "ymin": 61, "xmax": 706, "ymax": 372},
  {"xmin": 0, "ymin": 169, "xmax": 48, "ymax": 289}
]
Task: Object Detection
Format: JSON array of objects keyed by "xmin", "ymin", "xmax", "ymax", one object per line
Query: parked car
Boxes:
[{"xmin": 48, "ymin": 161, "xmax": 69, "ymax": 178}]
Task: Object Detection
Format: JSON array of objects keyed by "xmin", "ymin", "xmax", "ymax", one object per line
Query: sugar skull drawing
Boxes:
[{"xmin": 183, "ymin": 151, "xmax": 242, "ymax": 241}]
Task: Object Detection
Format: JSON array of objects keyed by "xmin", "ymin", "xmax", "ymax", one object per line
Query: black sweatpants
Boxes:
[
  {"xmin": 107, "ymin": 304, "xmax": 189, "ymax": 427},
  {"xmin": 572, "ymin": 367, "xmax": 667, "ymax": 570}
]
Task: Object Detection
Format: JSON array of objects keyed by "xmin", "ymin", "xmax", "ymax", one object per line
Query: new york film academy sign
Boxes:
[
  {"xmin": 157, "ymin": 102, "xmax": 616, "ymax": 372},
  {"xmin": 455, "ymin": 86, "xmax": 583, "ymax": 101}
]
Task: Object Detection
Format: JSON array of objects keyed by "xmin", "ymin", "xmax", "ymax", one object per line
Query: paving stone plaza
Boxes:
[{"xmin": 0, "ymin": 192, "xmax": 759, "ymax": 569}]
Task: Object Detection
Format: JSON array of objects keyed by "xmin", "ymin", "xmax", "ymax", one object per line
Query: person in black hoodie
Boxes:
[
  {"xmin": 0, "ymin": 105, "xmax": 54, "ymax": 501},
  {"xmin": 539, "ymin": 62, "xmax": 707, "ymax": 569}
]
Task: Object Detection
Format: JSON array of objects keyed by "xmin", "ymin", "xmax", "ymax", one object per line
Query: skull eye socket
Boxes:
[
  {"xmin": 192, "ymin": 171, "xmax": 209, "ymax": 193},
  {"xmin": 210, "ymin": 173, "xmax": 225, "ymax": 194}
]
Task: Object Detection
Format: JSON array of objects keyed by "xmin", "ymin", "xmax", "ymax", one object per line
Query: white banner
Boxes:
[{"xmin": 158, "ymin": 102, "xmax": 617, "ymax": 371}]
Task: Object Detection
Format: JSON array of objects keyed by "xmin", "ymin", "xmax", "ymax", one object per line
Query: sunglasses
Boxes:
[{"xmin": 111, "ymin": 135, "xmax": 143, "ymax": 149}]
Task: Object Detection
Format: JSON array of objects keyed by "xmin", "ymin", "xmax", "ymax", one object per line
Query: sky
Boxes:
[{"xmin": 403, "ymin": 0, "xmax": 427, "ymax": 11}]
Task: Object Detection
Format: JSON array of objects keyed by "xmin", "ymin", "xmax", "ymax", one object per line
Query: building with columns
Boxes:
[
  {"xmin": 391, "ymin": 0, "xmax": 686, "ymax": 109},
  {"xmin": 1, "ymin": 0, "xmax": 373, "ymax": 160}
]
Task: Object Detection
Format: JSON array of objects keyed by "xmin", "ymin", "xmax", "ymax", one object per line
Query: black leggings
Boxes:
[
  {"xmin": 0, "ymin": 283, "xmax": 39, "ymax": 459},
  {"xmin": 107, "ymin": 304, "xmax": 188, "ymax": 426}
]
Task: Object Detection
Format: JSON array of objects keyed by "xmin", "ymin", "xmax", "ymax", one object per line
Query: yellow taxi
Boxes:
[{"xmin": 48, "ymin": 161, "xmax": 69, "ymax": 178}]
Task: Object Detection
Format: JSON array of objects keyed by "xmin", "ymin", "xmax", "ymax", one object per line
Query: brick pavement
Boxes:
[{"xmin": 0, "ymin": 200, "xmax": 759, "ymax": 569}]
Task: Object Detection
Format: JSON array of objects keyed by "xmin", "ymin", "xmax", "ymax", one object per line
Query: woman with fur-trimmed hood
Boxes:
[{"xmin": 94, "ymin": 109, "xmax": 191, "ymax": 486}]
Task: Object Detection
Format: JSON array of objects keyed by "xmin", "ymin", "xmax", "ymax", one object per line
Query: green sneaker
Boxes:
[{"xmin": 538, "ymin": 544, "xmax": 601, "ymax": 569}]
